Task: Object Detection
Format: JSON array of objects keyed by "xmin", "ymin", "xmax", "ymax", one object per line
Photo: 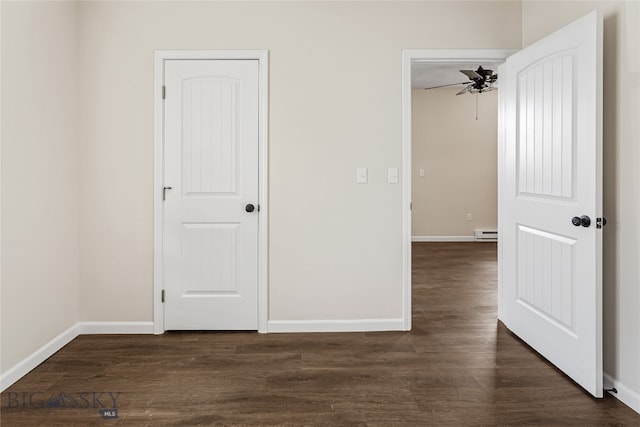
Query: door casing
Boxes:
[
  {"xmin": 401, "ymin": 49, "xmax": 516, "ymax": 330},
  {"xmin": 153, "ymin": 50, "xmax": 269, "ymax": 334}
]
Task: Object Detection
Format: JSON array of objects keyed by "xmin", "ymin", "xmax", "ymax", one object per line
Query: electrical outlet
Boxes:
[
  {"xmin": 467, "ymin": 213, "xmax": 473, "ymax": 222},
  {"xmin": 357, "ymin": 168, "xmax": 368, "ymax": 184},
  {"xmin": 388, "ymin": 168, "xmax": 399, "ymax": 184}
]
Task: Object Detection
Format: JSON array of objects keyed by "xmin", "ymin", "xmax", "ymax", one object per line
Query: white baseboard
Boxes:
[
  {"xmin": 267, "ymin": 318, "xmax": 406, "ymax": 333},
  {"xmin": 412, "ymin": 235, "xmax": 475, "ymax": 242},
  {"xmin": 0, "ymin": 323, "xmax": 79, "ymax": 392},
  {"xmin": 78, "ymin": 321, "xmax": 155, "ymax": 335},
  {"xmin": 604, "ymin": 372, "xmax": 640, "ymax": 414}
]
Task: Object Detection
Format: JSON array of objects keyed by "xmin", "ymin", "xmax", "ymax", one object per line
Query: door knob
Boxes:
[
  {"xmin": 571, "ymin": 215, "xmax": 591, "ymax": 227},
  {"xmin": 245, "ymin": 204, "xmax": 255, "ymax": 213}
]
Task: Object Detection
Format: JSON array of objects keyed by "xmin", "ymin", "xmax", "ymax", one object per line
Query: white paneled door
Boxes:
[
  {"xmin": 163, "ymin": 60, "xmax": 259, "ymax": 330},
  {"xmin": 499, "ymin": 11, "xmax": 603, "ymax": 396}
]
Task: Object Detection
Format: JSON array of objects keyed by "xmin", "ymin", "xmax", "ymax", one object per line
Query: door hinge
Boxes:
[
  {"xmin": 162, "ymin": 86, "xmax": 166, "ymax": 100},
  {"xmin": 596, "ymin": 217, "xmax": 607, "ymax": 229},
  {"xmin": 161, "ymin": 289, "xmax": 165, "ymax": 303}
]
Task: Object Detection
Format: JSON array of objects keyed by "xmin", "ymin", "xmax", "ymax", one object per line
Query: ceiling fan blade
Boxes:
[
  {"xmin": 455, "ymin": 85, "xmax": 470, "ymax": 95},
  {"xmin": 424, "ymin": 82, "xmax": 469, "ymax": 90},
  {"xmin": 460, "ymin": 69, "xmax": 482, "ymax": 80}
]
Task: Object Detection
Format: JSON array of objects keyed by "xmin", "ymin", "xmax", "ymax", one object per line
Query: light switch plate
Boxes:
[
  {"xmin": 419, "ymin": 169, "xmax": 425, "ymax": 177},
  {"xmin": 357, "ymin": 167, "xmax": 368, "ymax": 184},
  {"xmin": 388, "ymin": 167, "xmax": 399, "ymax": 184}
]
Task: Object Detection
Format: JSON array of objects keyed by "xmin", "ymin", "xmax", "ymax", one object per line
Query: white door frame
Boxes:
[
  {"xmin": 401, "ymin": 49, "xmax": 516, "ymax": 329},
  {"xmin": 153, "ymin": 50, "xmax": 269, "ymax": 334}
]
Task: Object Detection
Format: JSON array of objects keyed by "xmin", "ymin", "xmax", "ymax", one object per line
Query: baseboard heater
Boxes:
[{"xmin": 474, "ymin": 229, "xmax": 498, "ymax": 242}]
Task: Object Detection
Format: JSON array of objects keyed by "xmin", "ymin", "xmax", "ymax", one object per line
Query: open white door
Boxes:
[{"xmin": 498, "ymin": 11, "xmax": 603, "ymax": 397}]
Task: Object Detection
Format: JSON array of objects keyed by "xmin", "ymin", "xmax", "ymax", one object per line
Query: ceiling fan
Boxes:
[{"xmin": 424, "ymin": 66, "xmax": 498, "ymax": 95}]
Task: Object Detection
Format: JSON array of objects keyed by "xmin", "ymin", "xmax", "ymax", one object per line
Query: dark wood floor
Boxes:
[{"xmin": 2, "ymin": 243, "xmax": 639, "ymax": 426}]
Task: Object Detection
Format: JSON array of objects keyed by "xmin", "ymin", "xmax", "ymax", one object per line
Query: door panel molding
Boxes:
[{"xmin": 153, "ymin": 50, "xmax": 269, "ymax": 334}]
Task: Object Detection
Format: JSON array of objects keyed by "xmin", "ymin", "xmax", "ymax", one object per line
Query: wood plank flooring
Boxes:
[{"xmin": 2, "ymin": 242, "xmax": 639, "ymax": 425}]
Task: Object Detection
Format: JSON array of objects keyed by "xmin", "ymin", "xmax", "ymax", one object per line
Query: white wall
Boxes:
[
  {"xmin": 76, "ymin": 1, "xmax": 522, "ymax": 322},
  {"xmin": 522, "ymin": 0, "xmax": 640, "ymax": 409},
  {"xmin": 1, "ymin": 1, "xmax": 80, "ymax": 374},
  {"xmin": 411, "ymin": 88, "xmax": 497, "ymax": 238}
]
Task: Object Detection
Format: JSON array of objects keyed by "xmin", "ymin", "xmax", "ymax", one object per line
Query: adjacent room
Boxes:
[
  {"xmin": 1, "ymin": 0, "xmax": 639, "ymax": 424},
  {"xmin": 411, "ymin": 61, "xmax": 499, "ymax": 243}
]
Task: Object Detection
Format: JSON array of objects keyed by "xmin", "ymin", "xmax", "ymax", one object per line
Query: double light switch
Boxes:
[{"xmin": 356, "ymin": 168, "xmax": 399, "ymax": 184}]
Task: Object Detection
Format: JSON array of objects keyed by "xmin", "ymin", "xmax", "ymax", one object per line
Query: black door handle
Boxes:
[
  {"xmin": 571, "ymin": 215, "xmax": 591, "ymax": 227},
  {"xmin": 245, "ymin": 204, "xmax": 255, "ymax": 213}
]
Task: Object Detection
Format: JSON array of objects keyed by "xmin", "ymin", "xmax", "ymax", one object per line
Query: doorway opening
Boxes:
[{"xmin": 400, "ymin": 50, "xmax": 514, "ymax": 330}]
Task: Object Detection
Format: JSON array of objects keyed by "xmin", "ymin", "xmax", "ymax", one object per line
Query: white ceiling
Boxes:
[{"xmin": 411, "ymin": 61, "xmax": 503, "ymax": 89}]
